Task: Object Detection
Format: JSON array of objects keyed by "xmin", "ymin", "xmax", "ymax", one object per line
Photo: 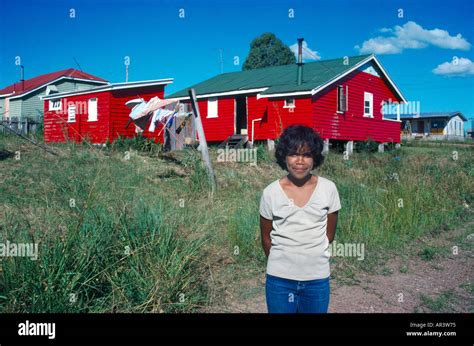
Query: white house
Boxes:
[{"xmin": 390, "ymin": 112, "xmax": 467, "ymax": 141}]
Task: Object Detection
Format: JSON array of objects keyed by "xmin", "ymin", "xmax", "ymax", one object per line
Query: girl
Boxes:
[{"xmin": 259, "ymin": 125, "xmax": 341, "ymax": 313}]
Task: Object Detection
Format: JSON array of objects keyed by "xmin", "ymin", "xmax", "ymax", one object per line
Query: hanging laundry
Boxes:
[
  {"xmin": 126, "ymin": 97, "xmax": 180, "ymax": 131},
  {"xmin": 149, "ymin": 108, "xmax": 175, "ymax": 132}
]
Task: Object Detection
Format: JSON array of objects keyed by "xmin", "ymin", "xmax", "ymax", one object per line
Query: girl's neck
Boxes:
[{"xmin": 287, "ymin": 173, "xmax": 313, "ymax": 187}]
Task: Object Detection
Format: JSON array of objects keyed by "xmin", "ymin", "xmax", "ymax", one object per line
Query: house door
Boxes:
[
  {"xmin": 235, "ymin": 97, "xmax": 247, "ymax": 135},
  {"xmin": 417, "ymin": 121, "xmax": 424, "ymax": 134}
]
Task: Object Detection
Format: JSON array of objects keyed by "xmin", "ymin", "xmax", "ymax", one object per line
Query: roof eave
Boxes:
[
  {"xmin": 257, "ymin": 90, "xmax": 312, "ymax": 99},
  {"xmin": 310, "ymin": 54, "xmax": 407, "ymax": 103},
  {"xmin": 168, "ymin": 87, "xmax": 268, "ymax": 100},
  {"xmin": 8, "ymin": 76, "xmax": 109, "ymax": 100},
  {"xmin": 42, "ymin": 79, "xmax": 174, "ymax": 100}
]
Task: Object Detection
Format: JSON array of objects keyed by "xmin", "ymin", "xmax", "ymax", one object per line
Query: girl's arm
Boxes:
[
  {"xmin": 327, "ymin": 211, "xmax": 339, "ymax": 243},
  {"xmin": 260, "ymin": 216, "xmax": 272, "ymax": 257}
]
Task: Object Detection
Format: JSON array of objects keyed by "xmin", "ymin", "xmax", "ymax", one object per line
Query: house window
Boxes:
[
  {"xmin": 68, "ymin": 104, "xmax": 76, "ymax": 122},
  {"xmin": 207, "ymin": 98, "xmax": 218, "ymax": 118},
  {"xmin": 337, "ymin": 85, "xmax": 348, "ymax": 113},
  {"xmin": 363, "ymin": 92, "xmax": 373, "ymax": 117},
  {"xmin": 283, "ymin": 98, "xmax": 296, "ymax": 108},
  {"xmin": 88, "ymin": 98, "xmax": 98, "ymax": 122},
  {"xmin": 49, "ymin": 99, "xmax": 62, "ymax": 111}
]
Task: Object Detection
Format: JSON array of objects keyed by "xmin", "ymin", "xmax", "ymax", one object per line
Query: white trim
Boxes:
[
  {"xmin": 42, "ymin": 78, "xmax": 174, "ymax": 100},
  {"xmin": 0, "ymin": 92, "xmax": 15, "ymax": 98},
  {"xmin": 9, "ymin": 76, "xmax": 108, "ymax": 100},
  {"xmin": 251, "ymin": 118, "xmax": 263, "ymax": 143},
  {"xmin": 172, "ymin": 87, "xmax": 268, "ymax": 101},
  {"xmin": 257, "ymin": 90, "xmax": 311, "ymax": 99},
  {"xmin": 382, "ymin": 118, "xmax": 401, "ymax": 122}
]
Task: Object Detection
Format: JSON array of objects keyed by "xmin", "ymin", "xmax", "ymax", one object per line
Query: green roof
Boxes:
[{"xmin": 167, "ymin": 54, "xmax": 372, "ymax": 98}]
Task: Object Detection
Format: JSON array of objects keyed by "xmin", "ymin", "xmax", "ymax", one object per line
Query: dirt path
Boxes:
[{"xmin": 210, "ymin": 220, "xmax": 473, "ymax": 313}]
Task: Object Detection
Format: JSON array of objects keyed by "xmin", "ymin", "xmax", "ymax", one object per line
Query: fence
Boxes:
[
  {"xmin": 169, "ymin": 103, "xmax": 197, "ymax": 151},
  {"xmin": 0, "ymin": 116, "xmax": 43, "ymax": 135}
]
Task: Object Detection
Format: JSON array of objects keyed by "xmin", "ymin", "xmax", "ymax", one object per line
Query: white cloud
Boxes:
[
  {"xmin": 290, "ymin": 41, "xmax": 321, "ymax": 61},
  {"xmin": 433, "ymin": 57, "xmax": 474, "ymax": 76},
  {"xmin": 356, "ymin": 21, "xmax": 471, "ymax": 55}
]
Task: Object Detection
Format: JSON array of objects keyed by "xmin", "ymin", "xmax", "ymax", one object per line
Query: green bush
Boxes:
[
  {"xmin": 108, "ymin": 135, "xmax": 162, "ymax": 154},
  {"xmin": 354, "ymin": 138, "xmax": 379, "ymax": 153}
]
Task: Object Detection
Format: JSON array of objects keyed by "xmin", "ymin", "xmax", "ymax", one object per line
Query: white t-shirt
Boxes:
[{"xmin": 259, "ymin": 176, "xmax": 341, "ymax": 281}]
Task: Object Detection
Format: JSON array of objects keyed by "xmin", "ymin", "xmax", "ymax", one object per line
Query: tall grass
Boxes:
[
  {"xmin": 1, "ymin": 134, "xmax": 472, "ymax": 311},
  {"xmin": 0, "ymin": 137, "xmax": 208, "ymax": 312}
]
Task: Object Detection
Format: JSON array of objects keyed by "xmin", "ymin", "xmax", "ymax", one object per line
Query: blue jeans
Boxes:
[{"xmin": 265, "ymin": 273, "xmax": 330, "ymax": 313}]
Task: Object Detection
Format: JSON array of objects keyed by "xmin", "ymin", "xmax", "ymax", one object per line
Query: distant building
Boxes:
[
  {"xmin": 386, "ymin": 112, "xmax": 467, "ymax": 141},
  {"xmin": 465, "ymin": 118, "xmax": 474, "ymax": 139},
  {"xmin": 0, "ymin": 68, "xmax": 108, "ymax": 120},
  {"xmin": 42, "ymin": 79, "xmax": 173, "ymax": 144}
]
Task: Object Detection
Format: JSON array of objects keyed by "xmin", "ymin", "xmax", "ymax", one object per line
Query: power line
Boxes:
[{"xmin": 73, "ymin": 57, "xmax": 83, "ymax": 72}]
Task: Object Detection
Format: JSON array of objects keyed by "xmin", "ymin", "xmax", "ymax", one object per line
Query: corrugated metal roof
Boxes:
[
  {"xmin": 167, "ymin": 54, "xmax": 371, "ymax": 98},
  {"xmin": 385, "ymin": 112, "xmax": 467, "ymax": 121},
  {"xmin": 0, "ymin": 68, "xmax": 108, "ymax": 98}
]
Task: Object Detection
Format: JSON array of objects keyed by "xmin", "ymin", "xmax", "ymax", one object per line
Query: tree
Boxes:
[{"xmin": 243, "ymin": 33, "xmax": 296, "ymax": 71}]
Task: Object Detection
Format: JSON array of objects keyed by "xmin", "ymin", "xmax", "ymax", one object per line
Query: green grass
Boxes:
[
  {"xmin": 419, "ymin": 290, "xmax": 457, "ymax": 312},
  {"xmin": 418, "ymin": 246, "xmax": 439, "ymax": 261},
  {"xmin": 0, "ymin": 133, "xmax": 473, "ymax": 312}
]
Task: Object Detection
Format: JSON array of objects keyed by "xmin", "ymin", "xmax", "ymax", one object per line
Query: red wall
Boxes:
[
  {"xmin": 44, "ymin": 91, "xmax": 110, "ymax": 143},
  {"xmin": 186, "ymin": 97, "xmax": 235, "ymax": 142},
  {"xmin": 44, "ymin": 85, "xmax": 167, "ymax": 144},
  {"xmin": 109, "ymin": 86, "xmax": 166, "ymax": 143},
  {"xmin": 248, "ymin": 96, "xmax": 313, "ymax": 141},
  {"xmin": 311, "ymin": 70, "xmax": 402, "ymax": 143}
]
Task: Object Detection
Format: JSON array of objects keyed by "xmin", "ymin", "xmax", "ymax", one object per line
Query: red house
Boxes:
[
  {"xmin": 42, "ymin": 79, "xmax": 173, "ymax": 144},
  {"xmin": 167, "ymin": 50, "xmax": 407, "ymax": 147}
]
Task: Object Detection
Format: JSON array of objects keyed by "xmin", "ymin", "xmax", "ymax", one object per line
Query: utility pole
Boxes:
[
  {"xmin": 188, "ymin": 88, "xmax": 217, "ymax": 194},
  {"xmin": 219, "ymin": 49, "xmax": 223, "ymax": 74}
]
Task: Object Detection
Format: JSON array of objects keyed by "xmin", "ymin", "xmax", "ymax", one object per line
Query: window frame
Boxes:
[
  {"xmin": 283, "ymin": 98, "xmax": 296, "ymax": 109},
  {"xmin": 363, "ymin": 92, "xmax": 373, "ymax": 118},
  {"xmin": 88, "ymin": 98, "xmax": 98, "ymax": 122},
  {"xmin": 49, "ymin": 99, "xmax": 62, "ymax": 111},
  {"xmin": 207, "ymin": 97, "xmax": 218, "ymax": 118},
  {"xmin": 337, "ymin": 85, "xmax": 348, "ymax": 113},
  {"xmin": 67, "ymin": 104, "xmax": 76, "ymax": 123}
]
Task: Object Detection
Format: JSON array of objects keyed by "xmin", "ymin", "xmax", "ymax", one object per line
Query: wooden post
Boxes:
[
  {"xmin": 188, "ymin": 88, "xmax": 217, "ymax": 193},
  {"xmin": 345, "ymin": 140, "xmax": 353, "ymax": 155},
  {"xmin": 322, "ymin": 139, "xmax": 329, "ymax": 155}
]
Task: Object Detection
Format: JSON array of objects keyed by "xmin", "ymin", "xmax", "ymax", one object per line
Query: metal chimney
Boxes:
[
  {"xmin": 297, "ymin": 38, "xmax": 304, "ymax": 86},
  {"xmin": 20, "ymin": 65, "xmax": 25, "ymax": 91}
]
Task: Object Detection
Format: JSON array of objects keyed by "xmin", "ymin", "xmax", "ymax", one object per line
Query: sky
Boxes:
[{"xmin": 1, "ymin": 0, "xmax": 473, "ymax": 126}]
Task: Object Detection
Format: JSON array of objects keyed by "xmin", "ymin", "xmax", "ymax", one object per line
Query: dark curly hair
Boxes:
[{"xmin": 275, "ymin": 125, "xmax": 325, "ymax": 171}]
